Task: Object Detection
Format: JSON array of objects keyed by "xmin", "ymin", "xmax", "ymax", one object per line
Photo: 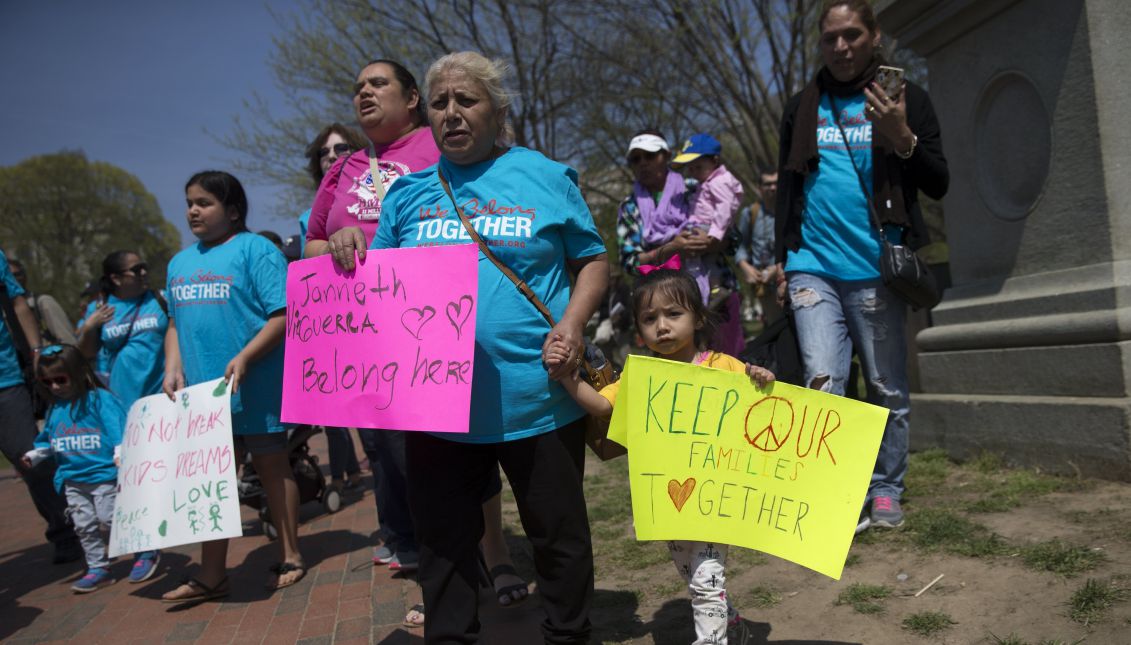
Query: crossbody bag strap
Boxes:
[
  {"xmin": 367, "ymin": 145, "xmax": 387, "ymax": 201},
  {"xmin": 436, "ymin": 167, "xmax": 558, "ymax": 328},
  {"xmin": 829, "ymin": 96, "xmax": 885, "ymax": 237}
]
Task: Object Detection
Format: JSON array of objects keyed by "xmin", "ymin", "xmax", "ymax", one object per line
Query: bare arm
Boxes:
[
  {"xmin": 162, "ymin": 318, "xmax": 185, "ymax": 399},
  {"xmin": 13, "ymin": 295, "xmax": 42, "ymax": 350},
  {"xmin": 224, "ymin": 312, "xmax": 286, "ymax": 393},
  {"xmin": 543, "ymin": 254, "xmax": 609, "ymax": 380},
  {"xmin": 558, "ymin": 372, "xmax": 614, "ymax": 417}
]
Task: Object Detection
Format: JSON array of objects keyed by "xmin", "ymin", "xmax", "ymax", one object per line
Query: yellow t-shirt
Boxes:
[{"xmin": 598, "ymin": 351, "xmax": 747, "ymax": 405}]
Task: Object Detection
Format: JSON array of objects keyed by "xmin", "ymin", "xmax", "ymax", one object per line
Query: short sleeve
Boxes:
[
  {"xmin": 248, "ymin": 238, "xmax": 288, "ymax": 315},
  {"xmin": 598, "ymin": 379, "xmax": 620, "ymax": 406},
  {"xmin": 307, "ymin": 156, "xmax": 348, "ymax": 243},
  {"xmin": 0, "ymin": 252, "xmax": 25, "ymax": 298},
  {"xmin": 559, "ymin": 170, "xmax": 607, "ymax": 260},
  {"xmin": 705, "ymin": 352, "xmax": 747, "ymax": 374}
]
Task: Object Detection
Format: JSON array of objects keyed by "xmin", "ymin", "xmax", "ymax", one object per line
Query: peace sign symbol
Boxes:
[{"xmin": 743, "ymin": 396, "xmax": 794, "ymax": 453}]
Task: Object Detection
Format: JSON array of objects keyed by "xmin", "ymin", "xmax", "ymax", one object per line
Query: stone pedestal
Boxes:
[{"xmin": 877, "ymin": 0, "xmax": 1131, "ymax": 479}]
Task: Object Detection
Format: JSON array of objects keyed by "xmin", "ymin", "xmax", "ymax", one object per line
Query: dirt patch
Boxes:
[{"xmin": 501, "ymin": 452, "xmax": 1131, "ymax": 644}]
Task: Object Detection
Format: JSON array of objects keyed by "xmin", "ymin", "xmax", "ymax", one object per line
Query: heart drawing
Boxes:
[
  {"xmin": 667, "ymin": 477, "xmax": 696, "ymax": 512},
  {"xmin": 400, "ymin": 306, "xmax": 436, "ymax": 340},
  {"xmin": 446, "ymin": 295, "xmax": 475, "ymax": 339}
]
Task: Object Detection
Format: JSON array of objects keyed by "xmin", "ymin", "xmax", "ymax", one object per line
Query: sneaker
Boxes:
[
  {"xmin": 129, "ymin": 551, "xmax": 160, "ymax": 583},
  {"xmin": 372, "ymin": 544, "xmax": 396, "ymax": 565},
  {"xmin": 387, "ymin": 550, "xmax": 419, "ymax": 572},
  {"xmin": 72, "ymin": 567, "xmax": 114, "ymax": 593},
  {"xmin": 855, "ymin": 511, "xmax": 872, "ymax": 535},
  {"xmin": 870, "ymin": 496, "xmax": 905, "ymax": 528}
]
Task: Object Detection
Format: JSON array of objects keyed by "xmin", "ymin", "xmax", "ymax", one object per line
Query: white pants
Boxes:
[
  {"xmin": 65, "ymin": 481, "xmax": 116, "ymax": 570},
  {"xmin": 667, "ymin": 540, "xmax": 737, "ymax": 644}
]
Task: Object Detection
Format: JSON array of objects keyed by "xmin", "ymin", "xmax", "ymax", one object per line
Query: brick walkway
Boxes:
[{"xmin": 0, "ymin": 432, "xmax": 544, "ymax": 644}]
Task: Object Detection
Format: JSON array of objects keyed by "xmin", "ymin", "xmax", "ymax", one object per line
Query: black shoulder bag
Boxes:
[{"xmin": 831, "ymin": 98, "xmax": 941, "ymax": 310}]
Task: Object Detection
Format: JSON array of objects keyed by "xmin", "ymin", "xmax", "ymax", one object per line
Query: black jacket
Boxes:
[{"xmin": 773, "ymin": 80, "xmax": 949, "ymax": 263}]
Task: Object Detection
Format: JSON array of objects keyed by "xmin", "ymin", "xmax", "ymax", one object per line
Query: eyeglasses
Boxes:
[
  {"xmin": 118, "ymin": 262, "xmax": 148, "ymax": 276},
  {"xmin": 319, "ymin": 143, "xmax": 352, "ymax": 159},
  {"xmin": 39, "ymin": 374, "xmax": 71, "ymax": 387},
  {"xmin": 627, "ymin": 151, "xmax": 661, "ymax": 166}
]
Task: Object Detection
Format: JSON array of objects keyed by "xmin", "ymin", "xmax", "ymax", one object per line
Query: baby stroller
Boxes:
[{"xmin": 237, "ymin": 424, "xmax": 342, "ymax": 539}]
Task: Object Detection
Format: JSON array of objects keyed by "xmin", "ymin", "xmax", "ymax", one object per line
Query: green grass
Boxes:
[
  {"xmin": 746, "ymin": 584, "xmax": 782, "ymax": 609},
  {"xmin": 901, "ymin": 611, "xmax": 955, "ymax": 637},
  {"xmin": 905, "ymin": 448, "xmax": 950, "ymax": 495},
  {"xmin": 906, "ymin": 508, "xmax": 1008, "ymax": 557},
  {"xmin": 964, "ymin": 463, "xmax": 1087, "ymax": 513},
  {"xmin": 1019, "ymin": 540, "xmax": 1104, "ymax": 577},
  {"xmin": 835, "ymin": 583, "xmax": 892, "ymax": 614},
  {"xmin": 1067, "ymin": 578, "xmax": 1127, "ymax": 625},
  {"xmin": 989, "ymin": 636, "xmax": 1086, "ymax": 645}
]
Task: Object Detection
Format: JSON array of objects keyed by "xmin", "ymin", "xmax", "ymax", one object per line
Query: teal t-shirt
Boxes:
[
  {"xmin": 166, "ymin": 232, "xmax": 287, "ymax": 435},
  {"xmin": 79, "ymin": 292, "xmax": 167, "ymax": 409},
  {"xmin": 35, "ymin": 388, "xmax": 126, "ymax": 491},
  {"xmin": 0, "ymin": 250, "xmax": 26, "ymax": 389},
  {"xmin": 786, "ymin": 92, "xmax": 887, "ymax": 280},
  {"xmin": 371, "ymin": 147, "xmax": 607, "ymax": 443}
]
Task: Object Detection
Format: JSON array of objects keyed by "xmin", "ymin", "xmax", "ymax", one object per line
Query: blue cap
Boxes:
[{"xmin": 672, "ymin": 134, "xmax": 722, "ymax": 164}]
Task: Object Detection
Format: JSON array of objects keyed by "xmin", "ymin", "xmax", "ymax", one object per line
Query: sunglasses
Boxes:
[
  {"xmin": 40, "ymin": 344, "xmax": 66, "ymax": 356},
  {"xmin": 627, "ymin": 151, "xmax": 661, "ymax": 166},
  {"xmin": 319, "ymin": 143, "xmax": 352, "ymax": 159},
  {"xmin": 118, "ymin": 262, "xmax": 148, "ymax": 276},
  {"xmin": 39, "ymin": 374, "xmax": 71, "ymax": 387}
]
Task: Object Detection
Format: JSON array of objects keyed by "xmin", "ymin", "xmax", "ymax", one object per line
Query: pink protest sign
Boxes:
[{"xmin": 282, "ymin": 244, "xmax": 478, "ymax": 433}]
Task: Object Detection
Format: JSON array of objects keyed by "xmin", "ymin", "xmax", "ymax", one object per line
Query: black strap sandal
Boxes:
[
  {"xmin": 267, "ymin": 562, "xmax": 307, "ymax": 590},
  {"xmin": 489, "ymin": 564, "xmax": 530, "ymax": 608}
]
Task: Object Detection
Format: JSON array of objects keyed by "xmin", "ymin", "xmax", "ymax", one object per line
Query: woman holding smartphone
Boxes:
[{"xmin": 774, "ymin": 0, "xmax": 948, "ymax": 532}]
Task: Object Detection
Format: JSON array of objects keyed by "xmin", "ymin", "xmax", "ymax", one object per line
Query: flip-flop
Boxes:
[
  {"xmin": 489, "ymin": 564, "xmax": 529, "ymax": 608},
  {"xmin": 161, "ymin": 576, "xmax": 230, "ymax": 603},
  {"xmin": 403, "ymin": 603, "xmax": 425, "ymax": 628},
  {"xmin": 268, "ymin": 562, "xmax": 306, "ymax": 590}
]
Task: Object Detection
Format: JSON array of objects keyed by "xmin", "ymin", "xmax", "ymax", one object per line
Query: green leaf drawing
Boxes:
[
  {"xmin": 212, "ymin": 380, "xmax": 228, "ymax": 397},
  {"xmin": 157, "ymin": 520, "xmax": 167, "ymax": 537}
]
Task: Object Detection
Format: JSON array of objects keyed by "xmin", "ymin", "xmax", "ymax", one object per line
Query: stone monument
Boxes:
[{"xmin": 876, "ymin": 0, "xmax": 1131, "ymax": 479}]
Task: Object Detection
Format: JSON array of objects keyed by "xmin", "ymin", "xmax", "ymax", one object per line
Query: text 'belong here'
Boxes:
[
  {"xmin": 281, "ymin": 245, "xmax": 478, "ymax": 433},
  {"xmin": 610, "ymin": 355, "xmax": 889, "ymax": 579}
]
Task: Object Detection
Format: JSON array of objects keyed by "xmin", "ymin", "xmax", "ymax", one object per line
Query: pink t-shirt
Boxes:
[{"xmin": 307, "ymin": 126, "xmax": 440, "ymax": 245}]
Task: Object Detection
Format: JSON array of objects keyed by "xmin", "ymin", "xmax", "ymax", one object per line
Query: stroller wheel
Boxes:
[
  {"xmin": 323, "ymin": 488, "xmax": 342, "ymax": 514},
  {"xmin": 262, "ymin": 520, "xmax": 278, "ymax": 541}
]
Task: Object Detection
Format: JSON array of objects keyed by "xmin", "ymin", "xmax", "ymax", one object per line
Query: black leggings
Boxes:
[{"xmin": 406, "ymin": 419, "xmax": 593, "ymax": 644}]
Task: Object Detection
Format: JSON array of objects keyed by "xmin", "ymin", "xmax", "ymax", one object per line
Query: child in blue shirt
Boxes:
[
  {"xmin": 22, "ymin": 344, "xmax": 159, "ymax": 592},
  {"xmin": 161, "ymin": 171, "xmax": 304, "ymax": 603}
]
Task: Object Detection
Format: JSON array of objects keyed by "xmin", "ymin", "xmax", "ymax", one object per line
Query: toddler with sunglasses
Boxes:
[{"xmin": 21, "ymin": 344, "xmax": 158, "ymax": 593}]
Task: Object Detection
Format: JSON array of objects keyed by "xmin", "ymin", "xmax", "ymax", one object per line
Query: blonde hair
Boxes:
[{"xmin": 425, "ymin": 51, "xmax": 516, "ymax": 146}]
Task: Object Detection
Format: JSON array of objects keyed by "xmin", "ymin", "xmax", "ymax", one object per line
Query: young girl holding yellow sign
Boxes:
[{"xmin": 547, "ymin": 268, "xmax": 774, "ymax": 644}]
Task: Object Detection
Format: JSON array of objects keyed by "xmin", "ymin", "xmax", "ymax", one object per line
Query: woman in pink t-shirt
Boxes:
[
  {"xmin": 304, "ymin": 59, "xmax": 529, "ymax": 628},
  {"xmin": 305, "ymin": 59, "xmax": 441, "ymax": 257}
]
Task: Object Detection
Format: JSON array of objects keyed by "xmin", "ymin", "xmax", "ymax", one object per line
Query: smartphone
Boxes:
[{"xmin": 876, "ymin": 65, "xmax": 905, "ymax": 101}]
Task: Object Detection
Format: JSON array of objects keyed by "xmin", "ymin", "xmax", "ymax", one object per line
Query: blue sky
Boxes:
[{"xmin": 0, "ymin": 0, "xmax": 305, "ymax": 244}]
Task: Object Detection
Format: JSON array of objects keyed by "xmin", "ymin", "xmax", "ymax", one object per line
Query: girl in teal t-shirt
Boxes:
[{"xmin": 161, "ymin": 171, "xmax": 305, "ymax": 602}]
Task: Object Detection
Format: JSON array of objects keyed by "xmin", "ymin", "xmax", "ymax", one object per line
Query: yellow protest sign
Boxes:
[{"xmin": 607, "ymin": 355, "xmax": 889, "ymax": 580}]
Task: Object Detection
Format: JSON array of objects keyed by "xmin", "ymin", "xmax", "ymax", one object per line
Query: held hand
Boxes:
[
  {"xmin": 114, "ymin": 456, "xmax": 121, "ymax": 467},
  {"xmin": 739, "ymin": 263, "xmax": 761, "ymax": 285},
  {"xmin": 542, "ymin": 323, "xmax": 584, "ymax": 381},
  {"xmin": 163, "ymin": 370, "xmax": 185, "ymax": 400},
  {"xmin": 864, "ymin": 82, "xmax": 913, "ymax": 150},
  {"xmin": 224, "ymin": 353, "xmax": 250, "ymax": 395},
  {"xmin": 327, "ymin": 226, "xmax": 367, "ymax": 271},
  {"xmin": 543, "ymin": 334, "xmax": 573, "ymax": 371},
  {"xmin": 678, "ymin": 229, "xmax": 712, "ymax": 256},
  {"xmin": 745, "ymin": 363, "xmax": 776, "ymax": 389},
  {"xmin": 776, "ymin": 275, "xmax": 789, "ymax": 308}
]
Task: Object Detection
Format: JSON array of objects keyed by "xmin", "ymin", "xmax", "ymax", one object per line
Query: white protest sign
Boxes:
[{"xmin": 109, "ymin": 378, "xmax": 242, "ymax": 557}]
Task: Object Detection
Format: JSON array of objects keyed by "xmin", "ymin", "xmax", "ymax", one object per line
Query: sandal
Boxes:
[
  {"xmin": 267, "ymin": 562, "xmax": 307, "ymax": 590},
  {"xmin": 161, "ymin": 576, "xmax": 230, "ymax": 604},
  {"xmin": 489, "ymin": 564, "xmax": 529, "ymax": 608},
  {"xmin": 403, "ymin": 603, "xmax": 425, "ymax": 628}
]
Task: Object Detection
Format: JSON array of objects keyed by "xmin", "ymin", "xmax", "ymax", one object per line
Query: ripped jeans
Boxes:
[{"xmin": 787, "ymin": 272, "xmax": 909, "ymax": 501}]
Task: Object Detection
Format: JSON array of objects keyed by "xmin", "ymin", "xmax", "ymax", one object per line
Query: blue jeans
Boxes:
[
  {"xmin": 357, "ymin": 428, "xmax": 416, "ymax": 552},
  {"xmin": 787, "ymin": 273, "xmax": 909, "ymax": 501},
  {"xmin": 324, "ymin": 427, "xmax": 360, "ymax": 481}
]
